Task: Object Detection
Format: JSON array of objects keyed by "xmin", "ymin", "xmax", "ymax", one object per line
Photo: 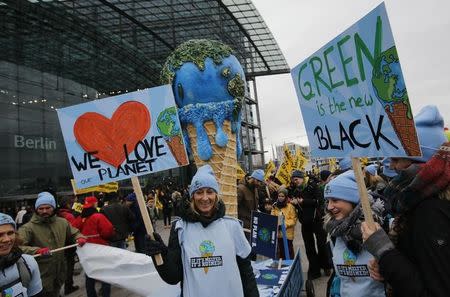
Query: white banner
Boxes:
[{"xmin": 77, "ymin": 243, "xmax": 180, "ymax": 297}]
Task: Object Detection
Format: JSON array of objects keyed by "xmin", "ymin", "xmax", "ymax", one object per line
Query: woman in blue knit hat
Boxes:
[
  {"xmin": 0, "ymin": 213, "xmax": 43, "ymax": 296},
  {"xmin": 323, "ymin": 170, "xmax": 386, "ymax": 297},
  {"xmin": 361, "ymin": 105, "xmax": 450, "ymax": 297},
  {"xmin": 144, "ymin": 165, "xmax": 258, "ymax": 297}
]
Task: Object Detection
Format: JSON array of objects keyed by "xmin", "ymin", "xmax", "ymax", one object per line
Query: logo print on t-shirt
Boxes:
[
  {"xmin": 190, "ymin": 240, "xmax": 223, "ymax": 274},
  {"xmin": 343, "ymin": 249, "xmax": 356, "ymax": 265}
]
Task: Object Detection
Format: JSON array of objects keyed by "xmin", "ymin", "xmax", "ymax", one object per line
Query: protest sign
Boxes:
[
  {"xmin": 264, "ymin": 160, "xmax": 276, "ymax": 180},
  {"xmin": 70, "ymin": 179, "xmax": 118, "ymax": 195},
  {"xmin": 275, "ymin": 145, "xmax": 294, "ymax": 186},
  {"xmin": 291, "ymin": 2, "xmax": 420, "ymax": 159},
  {"xmin": 250, "ymin": 211, "xmax": 278, "ymax": 259},
  {"xmin": 57, "ymin": 85, "xmax": 188, "ymax": 189}
]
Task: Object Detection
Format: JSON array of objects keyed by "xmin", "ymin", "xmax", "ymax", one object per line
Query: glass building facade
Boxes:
[{"xmin": 0, "ymin": 0, "xmax": 289, "ymax": 199}]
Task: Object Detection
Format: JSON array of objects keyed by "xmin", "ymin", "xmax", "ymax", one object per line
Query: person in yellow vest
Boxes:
[{"xmin": 270, "ymin": 187, "xmax": 297, "ymax": 259}]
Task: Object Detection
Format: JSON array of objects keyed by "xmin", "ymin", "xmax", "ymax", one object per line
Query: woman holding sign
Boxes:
[
  {"xmin": 362, "ymin": 106, "xmax": 450, "ymax": 297},
  {"xmin": 143, "ymin": 165, "xmax": 258, "ymax": 297},
  {"xmin": 323, "ymin": 171, "xmax": 386, "ymax": 297}
]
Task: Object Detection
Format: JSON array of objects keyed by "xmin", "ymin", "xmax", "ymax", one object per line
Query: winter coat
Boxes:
[
  {"xmin": 58, "ymin": 208, "xmax": 76, "ymax": 226},
  {"xmin": 73, "ymin": 209, "xmax": 114, "ymax": 246},
  {"xmin": 102, "ymin": 201, "xmax": 135, "ymax": 242},
  {"xmin": 18, "ymin": 213, "xmax": 81, "ymax": 292},
  {"xmin": 153, "ymin": 200, "xmax": 259, "ymax": 297},
  {"xmin": 378, "ymin": 196, "xmax": 450, "ymax": 297},
  {"xmin": 237, "ymin": 182, "xmax": 259, "ymax": 229},
  {"xmin": 289, "ymin": 178, "xmax": 322, "ymax": 224},
  {"xmin": 271, "ymin": 202, "xmax": 297, "ymax": 240}
]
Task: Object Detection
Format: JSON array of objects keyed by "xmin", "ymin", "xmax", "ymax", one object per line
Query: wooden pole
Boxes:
[
  {"xmin": 351, "ymin": 158, "xmax": 375, "ymax": 228},
  {"xmin": 131, "ymin": 176, "xmax": 164, "ymax": 265}
]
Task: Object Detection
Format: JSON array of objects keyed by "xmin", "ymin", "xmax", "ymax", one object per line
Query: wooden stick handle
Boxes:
[
  {"xmin": 351, "ymin": 158, "xmax": 375, "ymax": 228},
  {"xmin": 33, "ymin": 243, "xmax": 78, "ymax": 258},
  {"xmin": 131, "ymin": 176, "xmax": 164, "ymax": 266}
]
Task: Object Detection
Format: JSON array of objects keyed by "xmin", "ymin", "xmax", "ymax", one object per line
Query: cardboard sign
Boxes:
[
  {"xmin": 70, "ymin": 179, "xmax": 118, "ymax": 195},
  {"xmin": 291, "ymin": 2, "xmax": 421, "ymax": 158},
  {"xmin": 250, "ymin": 211, "xmax": 278, "ymax": 259},
  {"xmin": 58, "ymin": 85, "xmax": 189, "ymax": 189}
]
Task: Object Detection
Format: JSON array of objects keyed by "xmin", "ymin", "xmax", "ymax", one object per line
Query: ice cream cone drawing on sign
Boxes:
[
  {"xmin": 156, "ymin": 106, "xmax": 188, "ymax": 166},
  {"xmin": 199, "ymin": 240, "xmax": 215, "ymax": 274},
  {"xmin": 161, "ymin": 39, "xmax": 246, "ymax": 217},
  {"xmin": 372, "ymin": 46, "xmax": 421, "ymax": 156}
]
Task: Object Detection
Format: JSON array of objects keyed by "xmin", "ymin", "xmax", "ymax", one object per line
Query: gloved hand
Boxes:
[
  {"xmin": 35, "ymin": 247, "xmax": 51, "ymax": 256},
  {"xmin": 143, "ymin": 232, "xmax": 167, "ymax": 256},
  {"xmin": 77, "ymin": 237, "xmax": 88, "ymax": 247}
]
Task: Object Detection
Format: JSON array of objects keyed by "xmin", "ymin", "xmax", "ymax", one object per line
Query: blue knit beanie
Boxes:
[
  {"xmin": 126, "ymin": 193, "xmax": 136, "ymax": 202},
  {"xmin": 324, "ymin": 170, "xmax": 359, "ymax": 204},
  {"xmin": 189, "ymin": 165, "xmax": 219, "ymax": 197},
  {"xmin": 35, "ymin": 191, "xmax": 56, "ymax": 209},
  {"xmin": 409, "ymin": 105, "xmax": 446, "ymax": 162},
  {"xmin": 338, "ymin": 157, "xmax": 352, "ymax": 170},
  {"xmin": 250, "ymin": 169, "xmax": 265, "ymax": 182},
  {"xmin": 381, "ymin": 158, "xmax": 397, "ymax": 178},
  {"xmin": 0, "ymin": 213, "xmax": 16, "ymax": 230},
  {"xmin": 365, "ymin": 164, "xmax": 378, "ymax": 176}
]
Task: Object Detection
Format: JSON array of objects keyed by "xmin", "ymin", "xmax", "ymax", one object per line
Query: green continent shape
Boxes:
[{"xmin": 157, "ymin": 106, "xmax": 180, "ymax": 137}]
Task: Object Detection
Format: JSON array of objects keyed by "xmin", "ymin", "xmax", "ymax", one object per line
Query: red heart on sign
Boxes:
[{"xmin": 74, "ymin": 101, "xmax": 151, "ymax": 168}]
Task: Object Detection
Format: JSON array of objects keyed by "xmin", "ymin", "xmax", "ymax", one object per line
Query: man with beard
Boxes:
[
  {"xmin": 18, "ymin": 192, "xmax": 85, "ymax": 297},
  {"xmin": 238, "ymin": 169, "xmax": 265, "ymax": 232}
]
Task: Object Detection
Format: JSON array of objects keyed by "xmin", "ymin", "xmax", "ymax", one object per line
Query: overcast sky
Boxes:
[{"xmin": 251, "ymin": 0, "xmax": 450, "ymax": 160}]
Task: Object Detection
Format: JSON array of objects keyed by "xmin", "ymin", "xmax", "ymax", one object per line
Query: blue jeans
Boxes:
[{"xmin": 86, "ymin": 274, "xmax": 111, "ymax": 297}]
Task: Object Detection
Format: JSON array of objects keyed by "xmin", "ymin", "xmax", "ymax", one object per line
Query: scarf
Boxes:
[
  {"xmin": 0, "ymin": 247, "xmax": 22, "ymax": 276},
  {"xmin": 324, "ymin": 197, "xmax": 384, "ymax": 254},
  {"xmin": 385, "ymin": 142, "xmax": 450, "ymax": 214}
]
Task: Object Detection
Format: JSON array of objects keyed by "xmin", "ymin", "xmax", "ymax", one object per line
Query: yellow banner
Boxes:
[
  {"xmin": 236, "ymin": 164, "xmax": 246, "ymax": 180},
  {"xmin": 329, "ymin": 158, "xmax": 337, "ymax": 172},
  {"xmin": 155, "ymin": 192, "xmax": 163, "ymax": 210},
  {"xmin": 275, "ymin": 145, "xmax": 294, "ymax": 186},
  {"xmin": 360, "ymin": 157, "xmax": 369, "ymax": 167},
  {"xmin": 292, "ymin": 148, "xmax": 307, "ymax": 171},
  {"xmin": 71, "ymin": 179, "xmax": 119, "ymax": 195},
  {"xmin": 264, "ymin": 160, "xmax": 276, "ymax": 180}
]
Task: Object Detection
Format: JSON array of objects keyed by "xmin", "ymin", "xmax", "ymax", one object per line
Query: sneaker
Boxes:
[{"xmin": 65, "ymin": 285, "xmax": 79, "ymax": 295}]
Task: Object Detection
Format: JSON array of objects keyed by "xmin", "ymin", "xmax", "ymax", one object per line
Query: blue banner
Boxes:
[{"xmin": 250, "ymin": 211, "xmax": 278, "ymax": 259}]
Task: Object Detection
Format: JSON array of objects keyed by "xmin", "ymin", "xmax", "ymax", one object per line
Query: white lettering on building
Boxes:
[{"xmin": 14, "ymin": 135, "xmax": 56, "ymax": 150}]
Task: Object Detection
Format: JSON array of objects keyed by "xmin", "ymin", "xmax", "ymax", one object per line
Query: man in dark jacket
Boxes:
[
  {"xmin": 102, "ymin": 193, "xmax": 135, "ymax": 249},
  {"xmin": 362, "ymin": 105, "xmax": 450, "ymax": 297},
  {"xmin": 125, "ymin": 193, "xmax": 147, "ymax": 253},
  {"xmin": 237, "ymin": 169, "xmax": 265, "ymax": 231},
  {"xmin": 289, "ymin": 170, "xmax": 331, "ymax": 279}
]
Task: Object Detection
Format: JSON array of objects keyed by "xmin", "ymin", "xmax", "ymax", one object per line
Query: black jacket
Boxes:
[
  {"xmin": 153, "ymin": 200, "xmax": 259, "ymax": 297},
  {"xmin": 379, "ymin": 197, "xmax": 450, "ymax": 297},
  {"xmin": 102, "ymin": 201, "xmax": 135, "ymax": 241},
  {"xmin": 289, "ymin": 178, "xmax": 322, "ymax": 224}
]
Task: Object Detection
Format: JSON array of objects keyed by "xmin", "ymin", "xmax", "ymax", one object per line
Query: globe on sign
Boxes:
[{"xmin": 258, "ymin": 228, "xmax": 271, "ymax": 242}]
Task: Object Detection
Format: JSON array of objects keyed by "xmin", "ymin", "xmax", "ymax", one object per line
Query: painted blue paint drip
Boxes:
[{"xmin": 179, "ymin": 100, "xmax": 242, "ymax": 161}]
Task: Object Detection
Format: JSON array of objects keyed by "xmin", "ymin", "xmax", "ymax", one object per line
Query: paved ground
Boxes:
[{"xmin": 67, "ymin": 219, "xmax": 328, "ymax": 297}]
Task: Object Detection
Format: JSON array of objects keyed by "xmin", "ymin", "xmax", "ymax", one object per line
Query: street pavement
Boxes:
[{"xmin": 67, "ymin": 219, "xmax": 328, "ymax": 297}]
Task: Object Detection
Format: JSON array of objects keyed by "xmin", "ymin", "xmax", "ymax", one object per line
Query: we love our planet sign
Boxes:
[{"xmin": 57, "ymin": 85, "xmax": 188, "ymax": 189}]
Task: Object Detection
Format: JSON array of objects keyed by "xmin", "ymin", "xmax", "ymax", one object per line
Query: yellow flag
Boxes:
[
  {"xmin": 275, "ymin": 145, "xmax": 294, "ymax": 186},
  {"xmin": 360, "ymin": 157, "xmax": 369, "ymax": 167},
  {"xmin": 236, "ymin": 164, "xmax": 246, "ymax": 180},
  {"xmin": 292, "ymin": 148, "xmax": 307, "ymax": 171},
  {"xmin": 71, "ymin": 179, "xmax": 119, "ymax": 195},
  {"xmin": 264, "ymin": 160, "xmax": 276, "ymax": 180},
  {"xmin": 155, "ymin": 191, "xmax": 163, "ymax": 210},
  {"xmin": 328, "ymin": 158, "xmax": 337, "ymax": 172}
]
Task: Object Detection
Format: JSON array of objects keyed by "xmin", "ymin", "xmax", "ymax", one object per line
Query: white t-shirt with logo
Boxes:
[
  {"xmin": 0, "ymin": 254, "xmax": 42, "ymax": 297},
  {"xmin": 332, "ymin": 237, "xmax": 385, "ymax": 297},
  {"xmin": 175, "ymin": 216, "xmax": 251, "ymax": 297}
]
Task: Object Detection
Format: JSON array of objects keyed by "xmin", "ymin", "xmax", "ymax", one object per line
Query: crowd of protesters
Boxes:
[{"xmin": 1, "ymin": 105, "xmax": 449, "ymax": 297}]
